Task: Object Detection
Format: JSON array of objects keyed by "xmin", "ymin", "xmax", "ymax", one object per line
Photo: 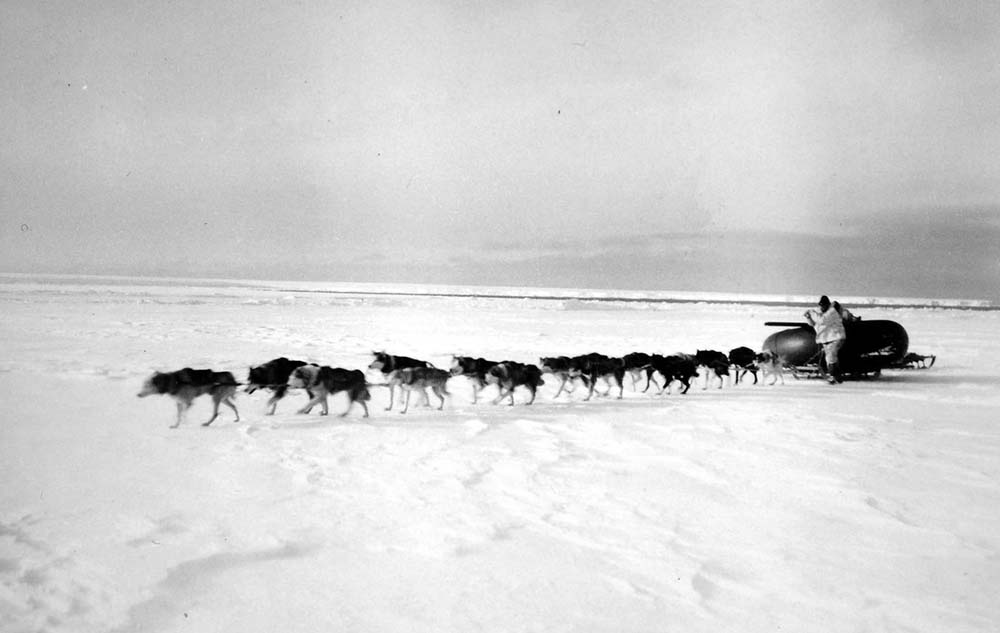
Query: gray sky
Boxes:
[{"xmin": 3, "ymin": 0, "xmax": 999, "ymax": 300}]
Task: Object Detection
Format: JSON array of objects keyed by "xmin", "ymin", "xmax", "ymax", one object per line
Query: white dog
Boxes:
[{"xmin": 756, "ymin": 351, "xmax": 785, "ymax": 386}]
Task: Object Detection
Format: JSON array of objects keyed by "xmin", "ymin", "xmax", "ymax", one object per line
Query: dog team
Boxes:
[{"xmin": 137, "ymin": 348, "xmax": 785, "ymax": 427}]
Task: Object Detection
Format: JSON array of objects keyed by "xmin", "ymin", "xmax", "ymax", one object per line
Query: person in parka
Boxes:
[{"xmin": 804, "ymin": 295, "xmax": 846, "ymax": 383}]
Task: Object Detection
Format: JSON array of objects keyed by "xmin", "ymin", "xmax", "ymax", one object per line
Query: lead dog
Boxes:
[
  {"xmin": 387, "ymin": 367, "xmax": 451, "ymax": 413},
  {"xmin": 137, "ymin": 368, "xmax": 240, "ymax": 428},
  {"xmin": 369, "ymin": 351, "xmax": 434, "ymax": 411},
  {"xmin": 245, "ymin": 357, "xmax": 311, "ymax": 414},
  {"xmin": 287, "ymin": 365, "xmax": 371, "ymax": 417}
]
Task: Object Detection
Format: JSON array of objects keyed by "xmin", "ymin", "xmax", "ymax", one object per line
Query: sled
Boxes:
[{"xmin": 762, "ymin": 319, "xmax": 934, "ymax": 380}]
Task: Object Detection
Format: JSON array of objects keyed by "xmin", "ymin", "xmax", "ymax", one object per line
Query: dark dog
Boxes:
[
  {"xmin": 728, "ymin": 347, "xmax": 759, "ymax": 385},
  {"xmin": 246, "ymin": 357, "xmax": 311, "ymax": 414},
  {"xmin": 568, "ymin": 353, "xmax": 626, "ymax": 400},
  {"xmin": 621, "ymin": 352, "xmax": 658, "ymax": 392},
  {"xmin": 137, "ymin": 368, "xmax": 240, "ymax": 428},
  {"xmin": 288, "ymin": 365, "xmax": 370, "ymax": 417},
  {"xmin": 449, "ymin": 356, "xmax": 500, "ymax": 403},
  {"xmin": 486, "ymin": 362, "xmax": 545, "ymax": 405},
  {"xmin": 648, "ymin": 355, "xmax": 699, "ymax": 395},
  {"xmin": 694, "ymin": 350, "xmax": 730, "ymax": 389},
  {"xmin": 539, "ymin": 356, "xmax": 588, "ymax": 398},
  {"xmin": 756, "ymin": 351, "xmax": 785, "ymax": 385},
  {"xmin": 368, "ymin": 351, "xmax": 434, "ymax": 411},
  {"xmin": 388, "ymin": 367, "xmax": 451, "ymax": 413}
]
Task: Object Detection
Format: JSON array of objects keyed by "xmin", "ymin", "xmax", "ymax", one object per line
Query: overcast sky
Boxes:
[{"xmin": 2, "ymin": 1, "xmax": 998, "ymax": 300}]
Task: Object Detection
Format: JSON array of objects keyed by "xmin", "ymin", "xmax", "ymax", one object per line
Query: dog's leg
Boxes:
[
  {"xmin": 656, "ymin": 378, "xmax": 668, "ymax": 396},
  {"xmin": 553, "ymin": 376, "xmax": 566, "ymax": 399},
  {"xmin": 650, "ymin": 374, "xmax": 661, "ymax": 392},
  {"xmin": 266, "ymin": 385, "xmax": 285, "ymax": 415},
  {"xmin": 172, "ymin": 400, "xmax": 185, "ymax": 428},
  {"xmin": 204, "ymin": 395, "xmax": 223, "ymax": 426},
  {"xmin": 525, "ymin": 385, "xmax": 537, "ymax": 405},
  {"xmin": 224, "ymin": 395, "xmax": 239, "ymax": 422},
  {"xmin": 401, "ymin": 389, "xmax": 411, "ymax": 414},
  {"xmin": 298, "ymin": 392, "xmax": 322, "ymax": 415},
  {"xmin": 178, "ymin": 397, "xmax": 197, "ymax": 428},
  {"xmin": 494, "ymin": 384, "xmax": 515, "ymax": 406},
  {"xmin": 434, "ymin": 386, "xmax": 446, "ymax": 410},
  {"xmin": 584, "ymin": 374, "xmax": 597, "ymax": 401},
  {"xmin": 601, "ymin": 376, "xmax": 613, "ymax": 397},
  {"xmin": 642, "ymin": 368, "xmax": 657, "ymax": 393},
  {"xmin": 385, "ymin": 383, "xmax": 395, "ymax": 411}
]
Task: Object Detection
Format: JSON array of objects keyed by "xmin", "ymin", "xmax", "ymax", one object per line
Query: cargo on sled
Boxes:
[{"xmin": 762, "ymin": 319, "xmax": 935, "ymax": 379}]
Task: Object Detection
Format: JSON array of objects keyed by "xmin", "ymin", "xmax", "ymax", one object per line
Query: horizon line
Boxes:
[{"xmin": 1, "ymin": 271, "xmax": 995, "ymax": 310}]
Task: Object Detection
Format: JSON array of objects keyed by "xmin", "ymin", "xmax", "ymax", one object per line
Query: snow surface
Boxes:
[{"xmin": 1, "ymin": 277, "xmax": 999, "ymax": 633}]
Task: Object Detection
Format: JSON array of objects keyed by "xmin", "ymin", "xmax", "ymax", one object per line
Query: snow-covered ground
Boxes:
[{"xmin": 2, "ymin": 277, "xmax": 998, "ymax": 633}]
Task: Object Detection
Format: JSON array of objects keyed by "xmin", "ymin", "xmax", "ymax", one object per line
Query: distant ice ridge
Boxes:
[{"xmin": 0, "ymin": 272, "xmax": 994, "ymax": 309}]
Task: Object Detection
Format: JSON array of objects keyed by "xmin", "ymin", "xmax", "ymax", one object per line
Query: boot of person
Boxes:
[{"xmin": 826, "ymin": 363, "xmax": 842, "ymax": 384}]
